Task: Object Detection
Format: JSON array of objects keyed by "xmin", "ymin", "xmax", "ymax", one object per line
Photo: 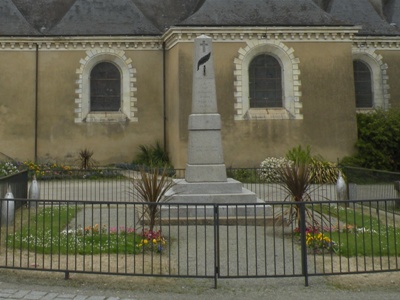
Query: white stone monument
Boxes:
[{"xmin": 165, "ymin": 35, "xmax": 260, "ymax": 212}]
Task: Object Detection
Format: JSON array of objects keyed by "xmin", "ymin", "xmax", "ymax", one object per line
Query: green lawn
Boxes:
[
  {"xmin": 6, "ymin": 205, "xmax": 142, "ymax": 255},
  {"xmin": 318, "ymin": 204, "xmax": 400, "ymax": 257}
]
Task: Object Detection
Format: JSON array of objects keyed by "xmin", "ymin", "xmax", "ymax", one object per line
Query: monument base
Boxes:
[
  {"xmin": 162, "ymin": 178, "xmax": 271, "ymax": 218},
  {"xmin": 165, "ymin": 178, "xmax": 258, "ymax": 203}
]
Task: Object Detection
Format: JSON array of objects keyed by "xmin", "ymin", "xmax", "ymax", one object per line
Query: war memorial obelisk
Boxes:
[{"xmin": 166, "ymin": 35, "xmax": 258, "ymax": 205}]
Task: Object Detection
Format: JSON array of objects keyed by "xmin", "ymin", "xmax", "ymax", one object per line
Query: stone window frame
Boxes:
[
  {"xmin": 233, "ymin": 40, "xmax": 303, "ymax": 120},
  {"xmin": 75, "ymin": 48, "xmax": 138, "ymax": 123},
  {"xmin": 352, "ymin": 48, "xmax": 390, "ymax": 112}
]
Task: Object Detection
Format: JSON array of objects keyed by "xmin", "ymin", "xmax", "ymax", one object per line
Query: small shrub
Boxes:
[
  {"xmin": 0, "ymin": 161, "xmax": 19, "ymax": 177},
  {"xmin": 342, "ymin": 109, "xmax": 400, "ymax": 172},
  {"xmin": 260, "ymin": 157, "xmax": 291, "ymax": 183},
  {"xmin": 309, "ymin": 158, "xmax": 341, "ymax": 184},
  {"xmin": 226, "ymin": 168, "xmax": 261, "ymax": 183}
]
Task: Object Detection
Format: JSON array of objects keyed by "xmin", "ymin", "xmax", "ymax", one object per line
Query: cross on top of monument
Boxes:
[{"xmin": 200, "ymin": 40, "xmax": 208, "ymax": 53}]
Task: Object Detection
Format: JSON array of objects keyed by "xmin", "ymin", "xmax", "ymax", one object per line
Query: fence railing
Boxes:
[
  {"xmin": 31, "ymin": 167, "xmax": 400, "ymax": 205},
  {"xmin": 0, "ymin": 199, "xmax": 399, "ymax": 287}
]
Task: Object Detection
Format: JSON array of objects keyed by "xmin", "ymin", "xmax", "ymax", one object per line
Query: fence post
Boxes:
[
  {"xmin": 299, "ymin": 202, "xmax": 309, "ymax": 287},
  {"xmin": 213, "ymin": 204, "xmax": 219, "ymax": 289},
  {"xmin": 394, "ymin": 181, "xmax": 400, "ymax": 209}
]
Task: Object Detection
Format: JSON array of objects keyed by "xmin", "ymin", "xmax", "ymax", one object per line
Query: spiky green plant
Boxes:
[
  {"xmin": 133, "ymin": 142, "xmax": 172, "ymax": 169},
  {"xmin": 132, "ymin": 167, "xmax": 175, "ymax": 231},
  {"xmin": 277, "ymin": 163, "xmax": 329, "ymax": 229},
  {"xmin": 77, "ymin": 148, "xmax": 97, "ymax": 170}
]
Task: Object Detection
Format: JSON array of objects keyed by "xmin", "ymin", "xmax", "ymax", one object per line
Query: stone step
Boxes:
[{"xmin": 160, "ymin": 203, "xmax": 272, "ymax": 218}]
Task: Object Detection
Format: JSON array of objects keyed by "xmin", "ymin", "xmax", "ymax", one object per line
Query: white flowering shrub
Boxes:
[
  {"xmin": 0, "ymin": 161, "xmax": 19, "ymax": 177},
  {"xmin": 259, "ymin": 157, "xmax": 292, "ymax": 183}
]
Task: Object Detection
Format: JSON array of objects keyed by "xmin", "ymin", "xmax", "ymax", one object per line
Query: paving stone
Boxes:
[
  {"xmin": 86, "ymin": 296, "xmax": 106, "ymax": 300},
  {"xmin": 54, "ymin": 294, "xmax": 76, "ymax": 299},
  {"xmin": 41, "ymin": 293, "xmax": 59, "ymax": 300},
  {"xmin": 23, "ymin": 291, "xmax": 47, "ymax": 299},
  {"xmin": 72, "ymin": 296, "xmax": 88, "ymax": 300},
  {"xmin": 11, "ymin": 290, "xmax": 30, "ymax": 299}
]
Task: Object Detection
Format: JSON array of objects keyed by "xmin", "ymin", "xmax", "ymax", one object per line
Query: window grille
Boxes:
[
  {"xmin": 90, "ymin": 62, "xmax": 121, "ymax": 111},
  {"xmin": 249, "ymin": 55, "xmax": 282, "ymax": 108},
  {"xmin": 353, "ymin": 60, "xmax": 373, "ymax": 108}
]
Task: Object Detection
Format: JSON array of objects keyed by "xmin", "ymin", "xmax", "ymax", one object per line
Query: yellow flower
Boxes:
[
  {"xmin": 143, "ymin": 239, "xmax": 148, "ymax": 245},
  {"xmin": 153, "ymin": 239, "xmax": 157, "ymax": 244}
]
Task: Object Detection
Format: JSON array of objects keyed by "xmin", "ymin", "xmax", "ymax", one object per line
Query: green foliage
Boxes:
[
  {"xmin": 226, "ymin": 168, "xmax": 261, "ymax": 183},
  {"xmin": 133, "ymin": 142, "xmax": 172, "ymax": 169},
  {"xmin": 285, "ymin": 145, "xmax": 312, "ymax": 165},
  {"xmin": 342, "ymin": 109, "xmax": 400, "ymax": 171}
]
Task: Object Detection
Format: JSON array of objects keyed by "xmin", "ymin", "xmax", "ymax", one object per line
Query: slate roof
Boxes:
[
  {"xmin": 180, "ymin": 0, "xmax": 342, "ymax": 27},
  {"xmin": 1, "ymin": 0, "xmax": 400, "ymax": 36},
  {"xmin": 328, "ymin": 0, "xmax": 400, "ymax": 35}
]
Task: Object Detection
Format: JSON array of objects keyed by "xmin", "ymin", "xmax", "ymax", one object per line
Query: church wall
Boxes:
[
  {"xmin": 165, "ymin": 45, "xmax": 188, "ymax": 168},
  {"xmin": 26, "ymin": 48, "xmax": 163, "ymax": 164},
  {"xmin": 291, "ymin": 42, "xmax": 358, "ymax": 161},
  {"xmin": 169, "ymin": 39, "xmax": 358, "ymax": 168},
  {"xmin": 0, "ymin": 51, "xmax": 37, "ymax": 160}
]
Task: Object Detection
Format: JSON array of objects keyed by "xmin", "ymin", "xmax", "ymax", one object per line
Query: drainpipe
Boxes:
[
  {"xmin": 34, "ymin": 43, "xmax": 39, "ymax": 163},
  {"xmin": 162, "ymin": 41, "xmax": 167, "ymax": 152}
]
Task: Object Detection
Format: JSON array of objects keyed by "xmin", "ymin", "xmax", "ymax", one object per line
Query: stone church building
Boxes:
[{"xmin": 1, "ymin": 0, "xmax": 400, "ymax": 168}]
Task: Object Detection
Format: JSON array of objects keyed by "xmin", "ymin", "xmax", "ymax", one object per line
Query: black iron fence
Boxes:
[{"xmin": 0, "ymin": 198, "xmax": 399, "ymax": 287}]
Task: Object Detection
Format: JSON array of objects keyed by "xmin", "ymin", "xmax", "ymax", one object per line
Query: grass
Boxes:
[
  {"xmin": 317, "ymin": 204, "xmax": 400, "ymax": 257},
  {"xmin": 5, "ymin": 206, "xmax": 143, "ymax": 255}
]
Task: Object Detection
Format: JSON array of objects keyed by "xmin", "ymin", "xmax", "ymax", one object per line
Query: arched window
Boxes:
[
  {"xmin": 90, "ymin": 62, "xmax": 121, "ymax": 112},
  {"xmin": 353, "ymin": 60, "xmax": 373, "ymax": 108},
  {"xmin": 249, "ymin": 55, "xmax": 282, "ymax": 108}
]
